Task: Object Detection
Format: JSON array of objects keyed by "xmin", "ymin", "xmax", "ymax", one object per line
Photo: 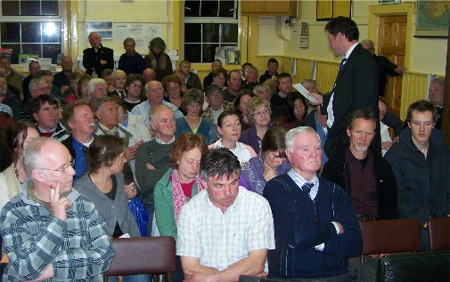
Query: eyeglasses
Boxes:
[
  {"xmin": 37, "ymin": 159, "xmax": 75, "ymax": 173},
  {"xmin": 130, "ymin": 83, "xmax": 142, "ymax": 88},
  {"xmin": 252, "ymin": 108, "xmax": 270, "ymax": 117}
]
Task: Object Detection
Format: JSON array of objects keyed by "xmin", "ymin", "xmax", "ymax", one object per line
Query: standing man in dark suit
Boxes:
[
  {"xmin": 83, "ymin": 32, "xmax": 114, "ymax": 77},
  {"xmin": 310, "ymin": 16, "xmax": 380, "ymax": 160}
]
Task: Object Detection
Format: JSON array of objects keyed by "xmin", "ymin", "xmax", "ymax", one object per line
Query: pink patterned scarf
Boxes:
[{"xmin": 171, "ymin": 169, "xmax": 204, "ymax": 223}]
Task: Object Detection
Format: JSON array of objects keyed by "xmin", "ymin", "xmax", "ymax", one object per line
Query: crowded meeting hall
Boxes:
[{"xmin": 0, "ymin": 2, "xmax": 449, "ymax": 281}]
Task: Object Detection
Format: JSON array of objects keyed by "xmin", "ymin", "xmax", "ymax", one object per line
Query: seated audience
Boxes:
[
  {"xmin": 0, "ymin": 137, "xmax": 115, "ymax": 281},
  {"xmin": 135, "ymin": 105, "xmax": 177, "ymax": 235},
  {"xmin": 240, "ymin": 97, "xmax": 273, "ymax": 155},
  {"xmin": 222, "ymin": 70, "xmax": 243, "ymax": 102},
  {"xmin": 209, "ymin": 110, "xmax": 256, "ymax": 163},
  {"xmin": 212, "ymin": 67, "xmax": 228, "ymax": 91},
  {"xmin": 173, "ymin": 69, "xmax": 188, "ymax": 94},
  {"xmin": 17, "ymin": 78, "xmax": 50, "ymax": 121},
  {"xmin": 86, "ymin": 78, "xmax": 108, "ymax": 109},
  {"xmin": 53, "ymin": 55, "xmax": 73, "ymax": 93},
  {"xmin": 427, "ymin": 77, "xmax": 444, "ymax": 130},
  {"xmin": 277, "ymin": 92, "xmax": 308, "ymax": 129},
  {"xmin": 163, "ymin": 74, "xmax": 184, "ymax": 110},
  {"xmin": 378, "ymin": 96, "xmax": 395, "ymax": 156},
  {"xmin": 259, "ymin": 57, "xmax": 279, "ymax": 83},
  {"xmin": 240, "ymin": 125, "xmax": 290, "ymax": 195},
  {"xmin": 177, "ymin": 148, "xmax": 275, "ymax": 281},
  {"xmin": 243, "ymin": 65, "xmax": 259, "ymax": 91},
  {"xmin": 253, "ymin": 83, "xmax": 273, "ymax": 101},
  {"xmin": 264, "ymin": 126, "xmax": 362, "ymax": 279},
  {"xmin": 0, "ymin": 121, "xmax": 39, "ymax": 211},
  {"xmin": 108, "ymin": 69, "xmax": 127, "ymax": 99},
  {"xmin": 233, "ymin": 91, "xmax": 253, "ymax": 131},
  {"xmin": 304, "ymin": 105, "xmax": 329, "ymax": 166},
  {"xmin": 384, "ymin": 100, "xmax": 450, "ymax": 250},
  {"xmin": 131, "ymin": 80, "xmax": 184, "ymax": 130},
  {"xmin": 101, "ymin": 68, "xmax": 115, "ymax": 93},
  {"xmin": 77, "ymin": 73, "xmax": 92, "ymax": 101},
  {"xmin": 32, "ymin": 95, "xmax": 68, "ymax": 141},
  {"xmin": 203, "ymin": 59, "xmax": 222, "ymax": 88},
  {"xmin": 154, "ymin": 133, "xmax": 209, "ymax": 282},
  {"xmin": 179, "ymin": 60, "xmax": 202, "ymax": 90},
  {"xmin": 143, "ymin": 68, "xmax": 156, "ymax": 84},
  {"xmin": 123, "ymin": 74, "xmax": 144, "ymax": 112},
  {"xmin": 61, "ymin": 100, "xmax": 96, "ymax": 181},
  {"xmin": 75, "ymin": 135, "xmax": 151, "ymax": 282},
  {"xmin": 0, "ymin": 75, "xmax": 22, "ymax": 120},
  {"xmin": 202, "ymin": 84, "xmax": 233, "ymax": 125},
  {"xmin": 322, "ymin": 108, "xmax": 399, "ymax": 220},
  {"xmin": 176, "ymin": 88, "xmax": 217, "ymax": 144},
  {"xmin": 271, "ymin": 73, "xmax": 294, "ymax": 120},
  {"xmin": 63, "ymin": 71, "xmax": 83, "ymax": 105}
]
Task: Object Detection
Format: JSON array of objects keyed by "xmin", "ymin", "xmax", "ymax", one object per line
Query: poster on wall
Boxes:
[
  {"xmin": 86, "ymin": 21, "xmax": 113, "ymax": 39},
  {"xmin": 415, "ymin": 0, "xmax": 449, "ymax": 38},
  {"xmin": 113, "ymin": 23, "xmax": 163, "ymax": 52},
  {"xmin": 300, "ymin": 22, "xmax": 309, "ymax": 49}
]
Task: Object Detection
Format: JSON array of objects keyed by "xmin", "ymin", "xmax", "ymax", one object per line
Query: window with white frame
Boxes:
[
  {"xmin": 0, "ymin": 0, "xmax": 63, "ymax": 64},
  {"xmin": 184, "ymin": 0, "xmax": 239, "ymax": 63}
]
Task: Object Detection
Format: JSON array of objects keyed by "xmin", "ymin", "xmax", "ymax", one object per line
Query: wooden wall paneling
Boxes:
[
  {"xmin": 315, "ymin": 61, "xmax": 339, "ymax": 94},
  {"xmin": 400, "ymin": 72, "xmax": 428, "ymax": 120}
]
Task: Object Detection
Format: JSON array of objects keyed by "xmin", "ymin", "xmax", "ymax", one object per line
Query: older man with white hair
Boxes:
[
  {"xmin": 131, "ymin": 80, "xmax": 184, "ymax": 129},
  {"xmin": 264, "ymin": 126, "xmax": 362, "ymax": 280}
]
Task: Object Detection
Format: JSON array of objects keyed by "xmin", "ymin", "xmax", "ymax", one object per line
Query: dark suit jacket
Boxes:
[
  {"xmin": 83, "ymin": 45, "xmax": 114, "ymax": 76},
  {"xmin": 322, "ymin": 44, "xmax": 380, "ymax": 159}
]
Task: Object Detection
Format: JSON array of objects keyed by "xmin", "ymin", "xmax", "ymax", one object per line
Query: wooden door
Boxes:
[{"xmin": 378, "ymin": 15, "xmax": 406, "ymax": 116}]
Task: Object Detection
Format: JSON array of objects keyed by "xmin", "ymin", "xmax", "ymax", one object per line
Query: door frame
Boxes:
[{"xmin": 368, "ymin": 3, "xmax": 414, "ymax": 69}]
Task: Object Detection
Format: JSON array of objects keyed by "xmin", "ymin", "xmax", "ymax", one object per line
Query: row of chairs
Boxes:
[{"xmin": 1, "ymin": 218, "xmax": 448, "ymax": 281}]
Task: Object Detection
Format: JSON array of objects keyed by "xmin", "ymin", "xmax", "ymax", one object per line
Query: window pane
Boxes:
[
  {"xmin": 1, "ymin": 44, "xmax": 20, "ymax": 63},
  {"xmin": 42, "ymin": 0, "xmax": 58, "ymax": 16},
  {"xmin": 43, "ymin": 44, "xmax": 61, "ymax": 63},
  {"xmin": 203, "ymin": 23, "xmax": 220, "ymax": 43},
  {"xmin": 185, "ymin": 44, "xmax": 202, "ymax": 63},
  {"xmin": 219, "ymin": 0, "xmax": 237, "ymax": 18},
  {"xmin": 22, "ymin": 22, "xmax": 41, "ymax": 42},
  {"xmin": 1, "ymin": 23, "xmax": 20, "ymax": 42},
  {"xmin": 185, "ymin": 24, "xmax": 201, "ymax": 43},
  {"xmin": 184, "ymin": 0, "xmax": 200, "ymax": 17},
  {"xmin": 222, "ymin": 24, "xmax": 238, "ymax": 43},
  {"xmin": 201, "ymin": 1, "xmax": 218, "ymax": 17},
  {"xmin": 2, "ymin": 0, "xmax": 20, "ymax": 16},
  {"xmin": 22, "ymin": 1, "xmax": 41, "ymax": 16},
  {"xmin": 42, "ymin": 22, "xmax": 61, "ymax": 42},
  {"xmin": 22, "ymin": 44, "xmax": 41, "ymax": 56},
  {"xmin": 203, "ymin": 44, "xmax": 218, "ymax": 62}
]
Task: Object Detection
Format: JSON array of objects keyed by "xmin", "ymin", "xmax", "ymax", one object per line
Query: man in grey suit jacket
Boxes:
[{"xmin": 311, "ymin": 16, "xmax": 380, "ymax": 160}]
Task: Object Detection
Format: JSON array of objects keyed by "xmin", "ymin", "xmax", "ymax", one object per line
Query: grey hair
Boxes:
[
  {"xmin": 28, "ymin": 78, "xmax": 46, "ymax": 92},
  {"xmin": 112, "ymin": 69, "xmax": 126, "ymax": 80},
  {"xmin": 302, "ymin": 79, "xmax": 318, "ymax": 86},
  {"xmin": 23, "ymin": 137, "xmax": 52, "ymax": 182},
  {"xmin": 253, "ymin": 83, "xmax": 271, "ymax": 95},
  {"xmin": 430, "ymin": 77, "xmax": 445, "ymax": 86},
  {"xmin": 86, "ymin": 78, "xmax": 107, "ymax": 94},
  {"xmin": 144, "ymin": 81, "xmax": 163, "ymax": 94},
  {"xmin": 360, "ymin": 39, "xmax": 374, "ymax": 47},
  {"xmin": 285, "ymin": 126, "xmax": 321, "ymax": 152}
]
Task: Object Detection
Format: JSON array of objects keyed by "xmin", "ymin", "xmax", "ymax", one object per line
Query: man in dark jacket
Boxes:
[
  {"xmin": 384, "ymin": 100, "xmax": 450, "ymax": 250},
  {"xmin": 322, "ymin": 108, "xmax": 399, "ymax": 220},
  {"xmin": 264, "ymin": 126, "xmax": 362, "ymax": 279},
  {"xmin": 83, "ymin": 32, "xmax": 114, "ymax": 77}
]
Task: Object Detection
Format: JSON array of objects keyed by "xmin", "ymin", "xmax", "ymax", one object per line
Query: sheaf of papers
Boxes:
[{"xmin": 293, "ymin": 83, "xmax": 318, "ymax": 104}]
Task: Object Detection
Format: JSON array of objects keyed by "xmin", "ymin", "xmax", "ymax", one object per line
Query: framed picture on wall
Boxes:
[
  {"xmin": 415, "ymin": 0, "xmax": 449, "ymax": 38},
  {"xmin": 86, "ymin": 21, "xmax": 113, "ymax": 39}
]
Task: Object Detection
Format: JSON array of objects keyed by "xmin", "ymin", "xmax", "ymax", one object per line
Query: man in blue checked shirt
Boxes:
[{"xmin": 0, "ymin": 137, "xmax": 114, "ymax": 281}]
